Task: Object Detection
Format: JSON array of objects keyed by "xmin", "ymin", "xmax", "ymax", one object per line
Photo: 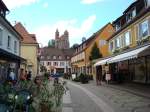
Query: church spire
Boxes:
[{"xmin": 55, "ymin": 29, "xmax": 59, "ymax": 39}]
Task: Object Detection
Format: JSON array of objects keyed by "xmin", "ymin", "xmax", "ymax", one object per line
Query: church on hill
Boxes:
[{"xmin": 54, "ymin": 29, "xmax": 70, "ymax": 49}]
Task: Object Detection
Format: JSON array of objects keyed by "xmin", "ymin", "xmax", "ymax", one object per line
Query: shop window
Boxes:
[
  {"xmin": 134, "ymin": 57, "xmax": 146, "ymax": 83},
  {"xmin": 147, "ymin": 56, "xmax": 150, "ymax": 84}
]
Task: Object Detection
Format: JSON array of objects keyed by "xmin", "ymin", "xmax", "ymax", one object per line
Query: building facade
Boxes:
[
  {"xmin": 95, "ymin": 0, "xmax": 150, "ymax": 84},
  {"xmin": 40, "ymin": 47, "xmax": 74, "ymax": 74},
  {"xmin": 14, "ymin": 22, "xmax": 39, "ymax": 77},
  {"xmin": 55, "ymin": 29, "xmax": 70, "ymax": 49},
  {"xmin": 85, "ymin": 23, "xmax": 114, "ymax": 80},
  {"xmin": 0, "ymin": 0, "xmax": 24, "ymax": 82},
  {"xmin": 71, "ymin": 23, "xmax": 114, "ymax": 80}
]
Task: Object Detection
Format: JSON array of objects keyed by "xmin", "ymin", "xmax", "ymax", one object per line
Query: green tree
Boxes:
[
  {"xmin": 90, "ymin": 42, "xmax": 102, "ymax": 60},
  {"xmin": 48, "ymin": 39, "xmax": 55, "ymax": 47}
]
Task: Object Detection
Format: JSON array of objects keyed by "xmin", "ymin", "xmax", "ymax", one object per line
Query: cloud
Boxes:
[
  {"xmin": 34, "ymin": 15, "xmax": 96, "ymax": 47},
  {"xmin": 81, "ymin": 0, "xmax": 104, "ymax": 4},
  {"xmin": 43, "ymin": 2, "xmax": 49, "ymax": 8},
  {"xmin": 3, "ymin": 0, "xmax": 39, "ymax": 9}
]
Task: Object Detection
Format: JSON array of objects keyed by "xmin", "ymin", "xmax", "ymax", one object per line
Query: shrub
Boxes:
[
  {"xmin": 79, "ymin": 73, "xmax": 89, "ymax": 84},
  {"xmin": 88, "ymin": 75, "xmax": 93, "ymax": 80},
  {"xmin": 72, "ymin": 76, "xmax": 80, "ymax": 82}
]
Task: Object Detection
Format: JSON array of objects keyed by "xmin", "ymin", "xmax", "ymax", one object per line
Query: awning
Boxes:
[
  {"xmin": 94, "ymin": 58, "xmax": 111, "ymax": 66},
  {"xmin": 0, "ymin": 48, "xmax": 26, "ymax": 62},
  {"xmin": 108, "ymin": 45, "xmax": 150, "ymax": 64}
]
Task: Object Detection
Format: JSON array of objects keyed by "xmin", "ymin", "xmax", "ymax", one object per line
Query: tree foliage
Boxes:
[
  {"xmin": 48, "ymin": 39, "xmax": 55, "ymax": 47},
  {"xmin": 90, "ymin": 42, "xmax": 102, "ymax": 60}
]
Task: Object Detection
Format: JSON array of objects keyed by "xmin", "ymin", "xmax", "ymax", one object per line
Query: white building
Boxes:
[
  {"xmin": 0, "ymin": 0, "xmax": 24, "ymax": 82},
  {"xmin": 39, "ymin": 47, "xmax": 74, "ymax": 74}
]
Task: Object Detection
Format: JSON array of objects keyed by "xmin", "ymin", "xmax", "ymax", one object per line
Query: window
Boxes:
[
  {"xmin": 54, "ymin": 62, "xmax": 58, "ymax": 66},
  {"xmin": 14, "ymin": 41, "xmax": 17, "ymax": 53},
  {"xmin": 115, "ymin": 37, "xmax": 121, "ymax": 48},
  {"xmin": 47, "ymin": 62, "xmax": 51, "ymax": 66},
  {"xmin": 53, "ymin": 56, "xmax": 56, "ymax": 59},
  {"xmin": 124, "ymin": 31, "xmax": 131, "ymax": 46},
  {"xmin": 67, "ymin": 56, "xmax": 70, "ymax": 59},
  {"xmin": 115, "ymin": 24, "xmax": 121, "ymax": 31},
  {"xmin": 132, "ymin": 9, "xmax": 136, "ymax": 18},
  {"xmin": 58, "ymin": 56, "xmax": 62, "ymax": 59},
  {"xmin": 109, "ymin": 41, "xmax": 114, "ymax": 52},
  {"xmin": 47, "ymin": 56, "xmax": 51, "ymax": 59},
  {"xmin": 139, "ymin": 20, "xmax": 149, "ymax": 39},
  {"xmin": 60, "ymin": 62, "xmax": 65, "ymax": 66},
  {"xmin": 7, "ymin": 36, "xmax": 11, "ymax": 48},
  {"xmin": 99, "ymin": 40, "xmax": 106, "ymax": 47},
  {"xmin": 0, "ymin": 29, "xmax": 2, "ymax": 46},
  {"xmin": 41, "ymin": 56, "xmax": 44, "ymax": 59},
  {"xmin": 147, "ymin": 0, "xmax": 150, "ymax": 6},
  {"xmin": 126, "ymin": 8, "xmax": 136, "ymax": 23}
]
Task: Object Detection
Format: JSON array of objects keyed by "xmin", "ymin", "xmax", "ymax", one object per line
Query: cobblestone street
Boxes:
[{"xmin": 63, "ymin": 80, "xmax": 150, "ymax": 112}]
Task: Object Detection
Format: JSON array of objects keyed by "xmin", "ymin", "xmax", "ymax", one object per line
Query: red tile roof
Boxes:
[{"xmin": 14, "ymin": 22, "xmax": 38, "ymax": 44}]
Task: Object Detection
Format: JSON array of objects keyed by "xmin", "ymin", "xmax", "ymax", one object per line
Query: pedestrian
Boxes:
[
  {"xmin": 19, "ymin": 69, "xmax": 26, "ymax": 81},
  {"xmin": 27, "ymin": 71, "xmax": 32, "ymax": 80},
  {"xmin": 9, "ymin": 68, "xmax": 16, "ymax": 85}
]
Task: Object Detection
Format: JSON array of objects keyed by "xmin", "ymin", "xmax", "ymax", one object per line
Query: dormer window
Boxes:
[
  {"xmin": 115, "ymin": 22, "xmax": 121, "ymax": 31},
  {"xmin": 132, "ymin": 9, "xmax": 136, "ymax": 17},
  {"xmin": 47, "ymin": 56, "xmax": 51, "ymax": 59},
  {"xmin": 58, "ymin": 56, "xmax": 62, "ymax": 59},
  {"xmin": 41, "ymin": 56, "xmax": 44, "ymax": 59},
  {"xmin": 126, "ymin": 8, "xmax": 136, "ymax": 22},
  {"xmin": 53, "ymin": 56, "xmax": 56, "ymax": 59}
]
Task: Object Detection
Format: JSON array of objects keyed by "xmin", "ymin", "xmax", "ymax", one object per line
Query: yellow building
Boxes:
[
  {"xmin": 71, "ymin": 42, "xmax": 88, "ymax": 75},
  {"xmin": 95, "ymin": 0, "xmax": 150, "ymax": 84},
  {"xmin": 14, "ymin": 23, "xmax": 39, "ymax": 77},
  {"xmin": 85, "ymin": 23, "xmax": 114, "ymax": 80},
  {"xmin": 71, "ymin": 23, "xmax": 114, "ymax": 79}
]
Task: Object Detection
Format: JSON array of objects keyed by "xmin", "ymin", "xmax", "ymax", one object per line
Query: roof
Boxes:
[
  {"xmin": 14, "ymin": 22, "xmax": 38, "ymax": 44},
  {"xmin": 0, "ymin": 0, "xmax": 9, "ymax": 11},
  {"xmin": 0, "ymin": 48, "xmax": 26, "ymax": 62},
  {"xmin": 73, "ymin": 23, "xmax": 112, "ymax": 56},
  {"xmin": 108, "ymin": 7, "xmax": 150, "ymax": 41},
  {"xmin": 123, "ymin": 0, "xmax": 138, "ymax": 14},
  {"xmin": 40, "ymin": 47, "xmax": 75, "ymax": 61}
]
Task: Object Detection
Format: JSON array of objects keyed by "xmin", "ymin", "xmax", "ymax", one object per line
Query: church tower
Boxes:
[
  {"xmin": 55, "ymin": 29, "xmax": 59, "ymax": 48},
  {"xmin": 64, "ymin": 30, "xmax": 70, "ymax": 49},
  {"xmin": 55, "ymin": 29, "xmax": 59, "ymax": 39},
  {"xmin": 54, "ymin": 29, "xmax": 70, "ymax": 49}
]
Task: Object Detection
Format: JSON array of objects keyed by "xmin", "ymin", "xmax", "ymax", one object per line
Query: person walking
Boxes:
[
  {"xmin": 9, "ymin": 68, "xmax": 16, "ymax": 85},
  {"xmin": 27, "ymin": 71, "xmax": 32, "ymax": 80}
]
